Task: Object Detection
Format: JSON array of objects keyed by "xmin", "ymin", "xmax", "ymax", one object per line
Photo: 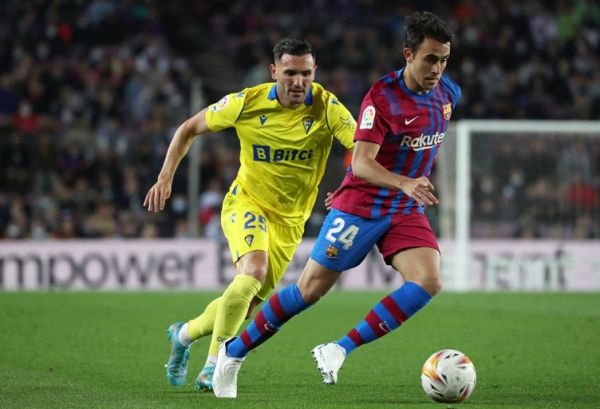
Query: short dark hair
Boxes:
[
  {"xmin": 404, "ymin": 11, "xmax": 454, "ymax": 52},
  {"xmin": 272, "ymin": 37, "xmax": 315, "ymax": 62}
]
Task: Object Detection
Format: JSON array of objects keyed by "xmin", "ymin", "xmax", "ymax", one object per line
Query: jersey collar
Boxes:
[
  {"xmin": 397, "ymin": 68, "xmax": 435, "ymax": 98},
  {"xmin": 268, "ymin": 84, "xmax": 313, "ymax": 105}
]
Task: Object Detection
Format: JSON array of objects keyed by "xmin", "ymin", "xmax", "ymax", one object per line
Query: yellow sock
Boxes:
[
  {"xmin": 209, "ymin": 274, "xmax": 261, "ymax": 356},
  {"xmin": 187, "ymin": 297, "xmax": 221, "ymax": 340}
]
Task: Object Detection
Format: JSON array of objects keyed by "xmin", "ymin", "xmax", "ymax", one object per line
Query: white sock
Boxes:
[
  {"xmin": 205, "ymin": 355, "xmax": 217, "ymax": 368},
  {"xmin": 178, "ymin": 322, "xmax": 193, "ymax": 346}
]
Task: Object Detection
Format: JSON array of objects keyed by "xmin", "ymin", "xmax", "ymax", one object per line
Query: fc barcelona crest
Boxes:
[
  {"xmin": 302, "ymin": 116, "xmax": 314, "ymax": 134},
  {"xmin": 443, "ymin": 103, "xmax": 452, "ymax": 120},
  {"xmin": 325, "ymin": 244, "xmax": 339, "ymax": 259}
]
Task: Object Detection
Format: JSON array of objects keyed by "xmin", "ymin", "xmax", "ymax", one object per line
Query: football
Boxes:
[{"xmin": 421, "ymin": 349, "xmax": 477, "ymax": 403}]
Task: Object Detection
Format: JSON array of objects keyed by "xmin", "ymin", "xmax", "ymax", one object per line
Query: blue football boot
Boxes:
[
  {"xmin": 165, "ymin": 322, "xmax": 190, "ymax": 386},
  {"xmin": 195, "ymin": 364, "xmax": 215, "ymax": 391}
]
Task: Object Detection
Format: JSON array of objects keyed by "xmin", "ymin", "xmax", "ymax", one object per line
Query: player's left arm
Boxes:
[
  {"xmin": 326, "ymin": 95, "xmax": 356, "ymax": 151},
  {"xmin": 352, "ymin": 140, "xmax": 438, "ymax": 206}
]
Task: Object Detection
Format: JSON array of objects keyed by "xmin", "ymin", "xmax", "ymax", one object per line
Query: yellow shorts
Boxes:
[{"xmin": 221, "ymin": 184, "xmax": 304, "ymax": 300}]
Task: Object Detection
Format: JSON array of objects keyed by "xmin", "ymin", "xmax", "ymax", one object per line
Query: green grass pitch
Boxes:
[{"xmin": 1, "ymin": 291, "xmax": 599, "ymax": 408}]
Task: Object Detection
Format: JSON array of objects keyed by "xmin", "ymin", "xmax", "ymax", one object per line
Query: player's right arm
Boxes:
[
  {"xmin": 144, "ymin": 90, "xmax": 246, "ymax": 212},
  {"xmin": 144, "ymin": 108, "xmax": 210, "ymax": 212},
  {"xmin": 352, "ymin": 86, "xmax": 438, "ymax": 206},
  {"xmin": 352, "ymin": 140, "xmax": 438, "ymax": 206}
]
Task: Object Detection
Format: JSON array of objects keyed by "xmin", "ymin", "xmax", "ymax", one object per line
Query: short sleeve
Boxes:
[
  {"xmin": 354, "ymin": 88, "xmax": 388, "ymax": 145},
  {"xmin": 205, "ymin": 91, "xmax": 246, "ymax": 132}
]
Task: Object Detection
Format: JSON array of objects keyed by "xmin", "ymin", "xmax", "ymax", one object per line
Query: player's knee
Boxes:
[
  {"xmin": 409, "ymin": 272, "xmax": 442, "ymax": 296},
  {"xmin": 420, "ymin": 276, "xmax": 442, "ymax": 296},
  {"xmin": 240, "ymin": 266, "xmax": 267, "ymax": 284}
]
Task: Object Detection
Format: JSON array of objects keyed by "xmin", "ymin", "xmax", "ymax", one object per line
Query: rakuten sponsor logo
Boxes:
[{"xmin": 400, "ymin": 131, "xmax": 445, "ymax": 150}]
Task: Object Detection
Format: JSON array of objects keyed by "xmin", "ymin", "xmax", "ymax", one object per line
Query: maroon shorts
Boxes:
[{"xmin": 377, "ymin": 213, "xmax": 439, "ymax": 263}]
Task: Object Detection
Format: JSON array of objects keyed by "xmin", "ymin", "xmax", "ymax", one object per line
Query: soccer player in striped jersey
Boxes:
[
  {"xmin": 144, "ymin": 37, "xmax": 355, "ymax": 391},
  {"xmin": 212, "ymin": 11, "xmax": 461, "ymax": 398}
]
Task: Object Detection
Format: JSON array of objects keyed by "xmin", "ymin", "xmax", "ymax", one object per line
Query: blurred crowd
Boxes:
[
  {"xmin": 195, "ymin": 0, "xmax": 600, "ymax": 119},
  {"xmin": 0, "ymin": 0, "xmax": 214, "ymax": 239},
  {"xmin": 470, "ymin": 135, "xmax": 599, "ymax": 239},
  {"xmin": 0, "ymin": 0, "xmax": 598, "ymax": 240}
]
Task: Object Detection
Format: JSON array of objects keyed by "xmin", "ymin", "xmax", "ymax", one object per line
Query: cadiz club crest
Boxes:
[{"xmin": 302, "ymin": 116, "xmax": 314, "ymax": 134}]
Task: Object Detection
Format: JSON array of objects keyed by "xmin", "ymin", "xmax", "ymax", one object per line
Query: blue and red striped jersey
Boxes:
[{"xmin": 331, "ymin": 68, "xmax": 461, "ymax": 219}]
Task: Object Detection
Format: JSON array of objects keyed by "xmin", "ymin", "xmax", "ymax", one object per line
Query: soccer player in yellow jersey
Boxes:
[{"xmin": 143, "ymin": 37, "xmax": 356, "ymax": 391}]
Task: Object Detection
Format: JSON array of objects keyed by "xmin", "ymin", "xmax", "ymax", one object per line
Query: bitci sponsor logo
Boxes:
[{"xmin": 252, "ymin": 144, "xmax": 313, "ymax": 163}]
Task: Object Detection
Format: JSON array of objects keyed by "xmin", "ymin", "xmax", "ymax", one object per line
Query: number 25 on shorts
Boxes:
[{"xmin": 244, "ymin": 211, "xmax": 267, "ymax": 232}]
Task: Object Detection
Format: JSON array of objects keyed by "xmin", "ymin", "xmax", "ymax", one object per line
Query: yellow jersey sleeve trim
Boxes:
[{"xmin": 205, "ymin": 90, "xmax": 247, "ymax": 132}]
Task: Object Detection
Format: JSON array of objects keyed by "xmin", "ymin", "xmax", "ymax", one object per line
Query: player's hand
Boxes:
[
  {"xmin": 143, "ymin": 179, "xmax": 172, "ymax": 212},
  {"xmin": 401, "ymin": 176, "xmax": 439, "ymax": 206},
  {"xmin": 324, "ymin": 191, "xmax": 334, "ymax": 210}
]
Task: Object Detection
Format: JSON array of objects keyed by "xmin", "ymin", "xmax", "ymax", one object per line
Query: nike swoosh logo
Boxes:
[
  {"xmin": 405, "ymin": 116, "xmax": 419, "ymax": 125},
  {"xmin": 264, "ymin": 322, "xmax": 277, "ymax": 332}
]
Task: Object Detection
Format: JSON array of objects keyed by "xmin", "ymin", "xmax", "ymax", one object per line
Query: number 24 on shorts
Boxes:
[{"xmin": 325, "ymin": 217, "xmax": 359, "ymax": 250}]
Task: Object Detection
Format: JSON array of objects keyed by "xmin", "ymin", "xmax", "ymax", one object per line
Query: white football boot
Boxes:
[
  {"xmin": 311, "ymin": 342, "xmax": 346, "ymax": 385},
  {"xmin": 212, "ymin": 338, "xmax": 245, "ymax": 398}
]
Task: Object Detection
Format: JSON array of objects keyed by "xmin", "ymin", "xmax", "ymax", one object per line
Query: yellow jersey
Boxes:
[{"xmin": 205, "ymin": 82, "xmax": 356, "ymax": 226}]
